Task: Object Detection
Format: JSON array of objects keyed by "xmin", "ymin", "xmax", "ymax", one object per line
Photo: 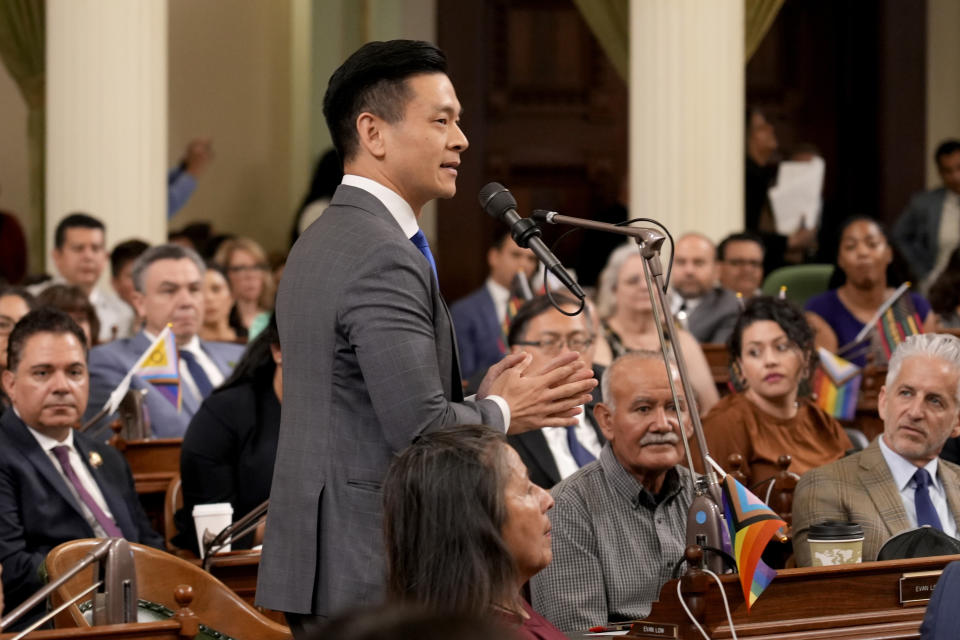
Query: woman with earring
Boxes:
[{"xmin": 694, "ymin": 296, "xmax": 851, "ymax": 485}]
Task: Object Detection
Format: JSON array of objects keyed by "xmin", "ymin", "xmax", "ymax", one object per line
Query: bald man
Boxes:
[{"xmin": 669, "ymin": 233, "xmax": 741, "ymax": 344}]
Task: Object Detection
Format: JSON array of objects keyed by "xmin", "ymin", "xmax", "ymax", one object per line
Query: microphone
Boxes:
[{"xmin": 478, "ymin": 183, "xmax": 585, "ymax": 300}]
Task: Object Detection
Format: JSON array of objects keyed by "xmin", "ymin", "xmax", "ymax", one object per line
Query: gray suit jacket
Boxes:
[
  {"xmin": 683, "ymin": 287, "xmax": 740, "ymax": 344},
  {"xmin": 792, "ymin": 439, "xmax": 960, "ymax": 566},
  {"xmin": 893, "ymin": 187, "xmax": 947, "ymax": 281},
  {"xmin": 85, "ymin": 331, "xmax": 243, "ymax": 438},
  {"xmin": 256, "ymin": 184, "xmax": 505, "ymax": 616}
]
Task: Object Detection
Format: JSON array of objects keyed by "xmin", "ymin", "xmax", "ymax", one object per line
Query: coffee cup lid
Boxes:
[
  {"xmin": 809, "ymin": 520, "xmax": 863, "ymax": 540},
  {"xmin": 193, "ymin": 502, "xmax": 234, "ymax": 516}
]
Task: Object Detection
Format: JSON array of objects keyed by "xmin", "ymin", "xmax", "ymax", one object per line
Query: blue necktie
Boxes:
[
  {"xmin": 410, "ymin": 229, "xmax": 437, "ymax": 278},
  {"xmin": 179, "ymin": 349, "xmax": 213, "ymax": 400},
  {"xmin": 566, "ymin": 425, "xmax": 596, "ymax": 468},
  {"xmin": 913, "ymin": 467, "xmax": 943, "ymax": 530}
]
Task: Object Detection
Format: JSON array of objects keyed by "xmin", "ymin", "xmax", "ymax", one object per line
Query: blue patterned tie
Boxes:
[
  {"xmin": 179, "ymin": 349, "xmax": 213, "ymax": 399},
  {"xmin": 913, "ymin": 468, "xmax": 943, "ymax": 530},
  {"xmin": 410, "ymin": 229, "xmax": 437, "ymax": 278},
  {"xmin": 566, "ymin": 425, "xmax": 596, "ymax": 467}
]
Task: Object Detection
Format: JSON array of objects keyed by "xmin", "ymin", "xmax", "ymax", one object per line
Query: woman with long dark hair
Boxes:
[
  {"xmin": 925, "ymin": 247, "xmax": 960, "ymax": 331},
  {"xmin": 384, "ymin": 426, "xmax": 565, "ymax": 640},
  {"xmin": 173, "ymin": 313, "xmax": 281, "ymax": 553}
]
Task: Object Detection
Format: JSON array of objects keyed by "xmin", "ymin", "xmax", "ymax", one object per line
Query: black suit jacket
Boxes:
[
  {"xmin": 507, "ymin": 365, "xmax": 607, "ymax": 489},
  {"xmin": 0, "ymin": 410, "xmax": 162, "ymax": 624}
]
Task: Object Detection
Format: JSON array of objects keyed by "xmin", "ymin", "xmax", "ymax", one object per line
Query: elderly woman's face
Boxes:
[
  {"xmin": 500, "ymin": 444, "xmax": 554, "ymax": 583},
  {"xmin": 227, "ymin": 248, "xmax": 266, "ymax": 304},
  {"xmin": 738, "ymin": 320, "xmax": 806, "ymax": 404},
  {"xmin": 614, "ymin": 254, "xmax": 652, "ymax": 315}
]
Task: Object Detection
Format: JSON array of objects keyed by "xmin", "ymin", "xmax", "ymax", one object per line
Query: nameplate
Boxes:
[
  {"xmin": 627, "ymin": 621, "xmax": 678, "ymax": 638},
  {"xmin": 899, "ymin": 570, "xmax": 943, "ymax": 606}
]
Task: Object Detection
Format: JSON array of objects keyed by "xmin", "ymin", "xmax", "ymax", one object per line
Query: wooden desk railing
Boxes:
[{"xmin": 630, "ymin": 553, "xmax": 959, "ymax": 639}]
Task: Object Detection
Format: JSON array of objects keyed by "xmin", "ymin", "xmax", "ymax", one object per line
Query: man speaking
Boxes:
[{"xmin": 256, "ymin": 40, "xmax": 596, "ymax": 636}]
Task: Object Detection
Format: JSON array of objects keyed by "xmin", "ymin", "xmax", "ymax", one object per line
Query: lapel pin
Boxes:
[{"xmin": 88, "ymin": 451, "xmax": 103, "ymax": 469}]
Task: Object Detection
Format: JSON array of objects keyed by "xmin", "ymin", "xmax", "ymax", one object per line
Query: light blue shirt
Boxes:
[{"xmin": 878, "ymin": 435, "xmax": 958, "ymax": 538}]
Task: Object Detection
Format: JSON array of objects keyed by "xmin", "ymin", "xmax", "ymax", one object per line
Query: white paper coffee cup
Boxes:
[
  {"xmin": 193, "ymin": 502, "xmax": 233, "ymax": 559},
  {"xmin": 808, "ymin": 521, "xmax": 864, "ymax": 566}
]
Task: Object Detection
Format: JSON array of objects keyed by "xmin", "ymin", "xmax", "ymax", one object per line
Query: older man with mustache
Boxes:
[{"xmin": 531, "ymin": 350, "xmax": 697, "ymax": 632}]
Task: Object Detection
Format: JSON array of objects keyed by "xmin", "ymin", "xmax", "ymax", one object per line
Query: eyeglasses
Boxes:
[
  {"xmin": 227, "ymin": 264, "xmax": 268, "ymax": 274},
  {"xmin": 724, "ymin": 259, "xmax": 763, "ymax": 269},
  {"xmin": 513, "ymin": 332, "xmax": 595, "ymax": 355}
]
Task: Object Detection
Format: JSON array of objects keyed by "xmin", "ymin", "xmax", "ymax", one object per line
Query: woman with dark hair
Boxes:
[
  {"xmin": 173, "ymin": 313, "xmax": 281, "ymax": 553},
  {"xmin": 35, "ymin": 284, "xmax": 101, "ymax": 346},
  {"xmin": 384, "ymin": 426, "xmax": 564, "ymax": 640},
  {"xmin": 925, "ymin": 248, "xmax": 960, "ymax": 331},
  {"xmin": 805, "ymin": 216, "xmax": 930, "ymax": 366},
  {"xmin": 199, "ymin": 263, "xmax": 238, "ymax": 343},
  {"xmin": 695, "ymin": 297, "xmax": 851, "ymax": 485}
]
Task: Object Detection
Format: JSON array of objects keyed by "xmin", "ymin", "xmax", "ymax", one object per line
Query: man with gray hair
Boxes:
[
  {"xmin": 83, "ymin": 244, "xmax": 244, "ymax": 437},
  {"xmin": 531, "ymin": 350, "xmax": 697, "ymax": 631},
  {"xmin": 793, "ymin": 333, "xmax": 960, "ymax": 566}
]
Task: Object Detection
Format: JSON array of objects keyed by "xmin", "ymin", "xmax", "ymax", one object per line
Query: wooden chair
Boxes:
[{"xmin": 44, "ymin": 539, "xmax": 290, "ymax": 639}]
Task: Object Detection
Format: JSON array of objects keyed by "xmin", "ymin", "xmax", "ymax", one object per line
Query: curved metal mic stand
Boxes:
[{"xmin": 533, "ymin": 210, "xmax": 727, "ymax": 572}]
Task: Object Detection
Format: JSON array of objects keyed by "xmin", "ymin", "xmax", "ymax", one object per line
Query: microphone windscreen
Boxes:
[{"xmin": 478, "ymin": 182, "xmax": 517, "ymax": 221}]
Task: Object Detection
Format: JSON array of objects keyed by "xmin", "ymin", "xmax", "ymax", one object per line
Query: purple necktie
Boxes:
[
  {"xmin": 51, "ymin": 445, "xmax": 123, "ymax": 537},
  {"xmin": 914, "ymin": 468, "xmax": 943, "ymax": 531}
]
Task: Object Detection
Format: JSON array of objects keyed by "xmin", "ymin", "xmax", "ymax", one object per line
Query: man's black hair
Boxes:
[
  {"xmin": 54, "ymin": 213, "xmax": 105, "ymax": 249},
  {"xmin": 110, "ymin": 239, "xmax": 150, "ymax": 278},
  {"xmin": 935, "ymin": 139, "xmax": 960, "ymax": 166},
  {"xmin": 323, "ymin": 40, "xmax": 447, "ymax": 162},
  {"xmin": 507, "ymin": 293, "xmax": 591, "ymax": 347},
  {"xmin": 717, "ymin": 231, "xmax": 765, "ymax": 261},
  {"xmin": 6, "ymin": 308, "xmax": 88, "ymax": 373}
]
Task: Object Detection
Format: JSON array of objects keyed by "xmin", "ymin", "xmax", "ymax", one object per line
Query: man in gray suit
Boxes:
[
  {"xmin": 669, "ymin": 232, "xmax": 740, "ymax": 344},
  {"xmin": 256, "ymin": 40, "xmax": 596, "ymax": 636},
  {"xmin": 84, "ymin": 245, "xmax": 243, "ymax": 438},
  {"xmin": 894, "ymin": 139, "xmax": 960, "ymax": 287},
  {"xmin": 793, "ymin": 333, "xmax": 960, "ymax": 566}
]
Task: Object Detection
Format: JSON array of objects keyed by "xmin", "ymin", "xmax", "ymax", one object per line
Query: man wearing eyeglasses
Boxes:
[
  {"xmin": 507, "ymin": 294, "xmax": 605, "ymax": 489},
  {"xmin": 717, "ymin": 232, "xmax": 766, "ymax": 299}
]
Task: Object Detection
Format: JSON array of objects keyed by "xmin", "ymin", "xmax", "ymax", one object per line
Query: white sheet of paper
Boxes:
[{"xmin": 768, "ymin": 156, "xmax": 825, "ymax": 234}]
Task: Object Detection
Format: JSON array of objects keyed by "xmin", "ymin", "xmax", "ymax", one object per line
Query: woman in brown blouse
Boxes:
[{"xmin": 697, "ymin": 296, "xmax": 851, "ymax": 485}]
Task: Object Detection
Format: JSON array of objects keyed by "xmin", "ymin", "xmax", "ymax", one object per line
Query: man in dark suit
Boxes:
[
  {"xmin": 921, "ymin": 560, "xmax": 960, "ymax": 639},
  {"xmin": 670, "ymin": 232, "xmax": 740, "ymax": 344},
  {"xmin": 84, "ymin": 244, "xmax": 244, "ymax": 438},
  {"xmin": 450, "ymin": 230, "xmax": 537, "ymax": 380},
  {"xmin": 507, "ymin": 294, "xmax": 605, "ymax": 489},
  {"xmin": 256, "ymin": 40, "xmax": 596, "ymax": 636},
  {"xmin": 0, "ymin": 309, "xmax": 162, "ymax": 629},
  {"xmin": 894, "ymin": 139, "xmax": 960, "ymax": 286}
]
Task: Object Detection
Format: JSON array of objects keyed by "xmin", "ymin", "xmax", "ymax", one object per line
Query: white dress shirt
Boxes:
[
  {"xmin": 143, "ymin": 331, "xmax": 224, "ymax": 405},
  {"xmin": 924, "ymin": 190, "xmax": 960, "ymax": 290},
  {"xmin": 541, "ymin": 408, "xmax": 604, "ymax": 479},
  {"xmin": 341, "ymin": 175, "xmax": 511, "ymax": 428},
  {"xmin": 485, "ymin": 278, "xmax": 511, "ymax": 325},
  {"xmin": 878, "ymin": 435, "xmax": 958, "ymax": 538},
  {"xmin": 26, "ymin": 420, "xmax": 114, "ymax": 537}
]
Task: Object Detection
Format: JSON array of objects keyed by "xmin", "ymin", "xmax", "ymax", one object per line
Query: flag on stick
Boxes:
[
  {"xmin": 812, "ymin": 347, "xmax": 862, "ymax": 420},
  {"xmin": 101, "ymin": 325, "xmax": 180, "ymax": 416}
]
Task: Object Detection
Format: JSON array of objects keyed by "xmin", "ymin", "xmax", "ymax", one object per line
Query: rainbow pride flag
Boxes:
[
  {"xmin": 134, "ymin": 325, "xmax": 181, "ymax": 410},
  {"xmin": 870, "ymin": 290, "xmax": 924, "ymax": 364},
  {"xmin": 720, "ymin": 474, "xmax": 787, "ymax": 611},
  {"xmin": 811, "ymin": 347, "xmax": 861, "ymax": 420}
]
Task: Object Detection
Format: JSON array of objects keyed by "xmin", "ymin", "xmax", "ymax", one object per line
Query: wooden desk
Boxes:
[
  {"xmin": 112, "ymin": 438, "xmax": 182, "ymax": 495},
  {"xmin": 633, "ymin": 555, "xmax": 958, "ymax": 639},
  {"xmin": 0, "ymin": 621, "xmax": 189, "ymax": 640},
  {"xmin": 701, "ymin": 343, "xmax": 731, "ymax": 395}
]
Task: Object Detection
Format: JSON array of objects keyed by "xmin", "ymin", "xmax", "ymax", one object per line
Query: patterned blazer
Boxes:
[{"xmin": 792, "ymin": 438, "xmax": 960, "ymax": 566}]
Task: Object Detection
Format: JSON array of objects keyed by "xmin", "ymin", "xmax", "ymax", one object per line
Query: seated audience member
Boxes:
[
  {"xmin": 924, "ymin": 248, "xmax": 960, "ymax": 331},
  {"xmin": 717, "ymin": 232, "xmax": 765, "ymax": 299},
  {"xmin": 451, "ymin": 230, "xmax": 538, "ymax": 380},
  {"xmin": 200, "ymin": 264, "xmax": 239, "ymax": 343},
  {"xmin": 110, "ymin": 239, "xmax": 150, "ymax": 331},
  {"xmin": 0, "ymin": 309, "xmax": 162, "ymax": 629},
  {"xmin": 506, "ymin": 294, "xmax": 604, "ymax": 489},
  {"xmin": 0, "ymin": 287, "xmax": 36, "ymax": 412},
  {"xmin": 29, "ymin": 213, "xmax": 134, "ymax": 342},
  {"xmin": 893, "ymin": 139, "xmax": 960, "ymax": 288},
  {"xmin": 35, "ymin": 284, "xmax": 101, "ymax": 348},
  {"xmin": 805, "ymin": 217, "xmax": 930, "ymax": 367},
  {"xmin": 214, "ymin": 237, "xmax": 275, "ymax": 339},
  {"xmin": 174, "ymin": 314, "xmax": 280, "ymax": 553},
  {"xmin": 920, "ymin": 560, "xmax": 960, "ymax": 640},
  {"xmin": 85, "ymin": 245, "xmax": 244, "ymax": 438},
  {"xmin": 531, "ymin": 351, "xmax": 696, "ymax": 631},
  {"xmin": 594, "ymin": 244, "xmax": 719, "ymax": 414},
  {"xmin": 695, "ymin": 296, "xmax": 851, "ymax": 483},
  {"xmin": 669, "ymin": 232, "xmax": 741, "ymax": 344},
  {"xmin": 384, "ymin": 426, "xmax": 566, "ymax": 640},
  {"xmin": 792, "ymin": 333, "xmax": 960, "ymax": 566},
  {"xmin": 291, "ymin": 148, "xmax": 344, "ymax": 246}
]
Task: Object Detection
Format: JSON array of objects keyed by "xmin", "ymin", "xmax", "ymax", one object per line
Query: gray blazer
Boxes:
[
  {"xmin": 256, "ymin": 184, "xmax": 505, "ymax": 616},
  {"xmin": 893, "ymin": 187, "xmax": 947, "ymax": 282},
  {"xmin": 684, "ymin": 286, "xmax": 740, "ymax": 344}
]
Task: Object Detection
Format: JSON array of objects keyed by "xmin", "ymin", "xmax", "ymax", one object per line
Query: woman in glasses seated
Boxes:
[
  {"xmin": 695, "ymin": 296, "xmax": 851, "ymax": 485},
  {"xmin": 213, "ymin": 237, "xmax": 275, "ymax": 340},
  {"xmin": 593, "ymin": 244, "xmax": 719, "ymax": 415},
  {"xmin": 384, "ymin": 426, "xmax": 566, "ymax": 640}
]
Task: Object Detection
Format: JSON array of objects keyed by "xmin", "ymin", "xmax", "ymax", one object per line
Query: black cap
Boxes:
[
  {"xmin": 877, "ymin": 526, "xmax": 960, "ymax": 561},
  {"xmin": 809, "ymin": 521, "xmax": 864, "ymax": 540}
]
